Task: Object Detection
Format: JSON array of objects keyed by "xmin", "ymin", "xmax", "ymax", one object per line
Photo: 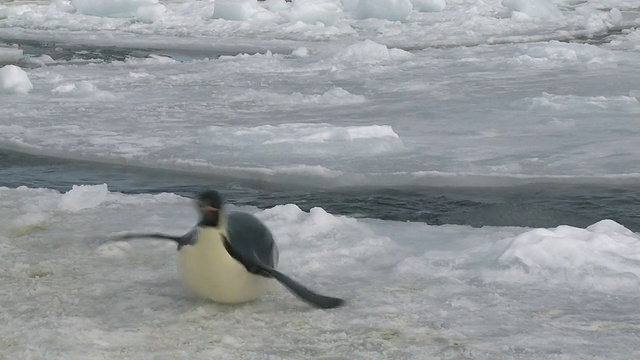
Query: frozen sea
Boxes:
[{"xmin": 1, "ymin": 0, "xmax": 640, "ymax": 359}]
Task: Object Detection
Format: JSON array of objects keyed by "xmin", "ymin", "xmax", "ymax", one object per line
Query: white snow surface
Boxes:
[
  {"xmin": 2, "ymin": 185, "xmax": 640, "ymax": 359},
  {"xmin": 1, "ymin": 3, "xmax": 640, "ymax": 356}
]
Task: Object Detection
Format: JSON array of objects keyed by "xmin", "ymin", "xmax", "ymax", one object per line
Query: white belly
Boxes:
[{"xmin": 177, "ymin": 227, "xmax": 271, "ymax": 303}]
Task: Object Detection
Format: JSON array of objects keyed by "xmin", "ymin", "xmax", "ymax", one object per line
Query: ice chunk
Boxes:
[
  {"xmin": 71, "ymin": 0, "xmax": 159, "ymax": 18},
  {"xmin": 213, "ymin": 0, "xmax": 259, "ymax": 21},
  {"xmin": 58, "ymin": 184, "xmax": 109, "ymax": 212},
  {"xmin": 356, "ymin": 0, "xmax": 413, "ymax": 21},
  {"xmin": 51, "ymin": 80, "xmax": 116, "ymax": 100},
  {"xmin": 525, "ymin": 41, "xmax": 615, "ymax": 64},
  {"xmin": 225, "ymin": 87, "xmax": 365, "ymax": 106},
  {"xmin": 502, "ymin": 0, "xmax": 562, "ymax": 20},
  {"xmin": 497, "ymin": 220, "xmax": 640, "ymax": 290},
  {"xmin": 204, "ymin": 122, "xmax": 403, "ymax": 157},
  {"xmin": 282, "ymin": 0, "xmax": 342, "ymax": 26},
  {"xmin": 0, "ymin": 64, "xmax": 32, "ymax": 94},
  {"xmin": 334, "ymin": 39, "xmax": 412, "ymax": 64},
  {"xmin": 411, "ymin": 0, "xmax": 445, "ymax": 12},
  {"xmin": 20, "ymin": 54, "xmax": 55, "ymax": 67},
  {"xmin": 135, "ymin": 3, "xmax": 165, "ymax": 23},
  {"xmin": 0, "ymin": 47, "xmax": 22, "ymax": 65}
]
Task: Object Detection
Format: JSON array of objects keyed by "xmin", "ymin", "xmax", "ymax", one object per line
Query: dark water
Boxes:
[
  {"xmin": 1, "ymin": 38, "xmax": 280, "ymax": 65},
  {"xmin": 2, "ymin": 149, "xmax": 639, "ymax": 232},
  {"xmin": 1, "ymin": 40, "xmax": 639, "ymax": 231}
]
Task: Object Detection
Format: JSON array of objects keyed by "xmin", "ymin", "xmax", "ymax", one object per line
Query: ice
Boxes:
[
  {"xmin": 2, "ymin": 186, "xmax": 640, "ymax": 358},
  {"xmin": 502, "ymin": 0, "xmax": 562, "ymax": 21},
  {"xmin": 519, "ymin": 93, "xmax": 640, "ymax": 114},
  {"xmin": 58, "ymin": 184, "xmax": 109, "ymax": 212},
  {"xmin": 262, "ymin": 0, "xmax": 289, "ymax": 13},
  {"xmin": 224, "ymin": 87, "xmax": 366, "ymax": 106},
  {"xmin": 0, "ymin": 46, "xmax": 21, "ymax": 64},
  {"xmin": 71, "ymin": 0, "xmax": 159, "ymax": 18},
  {"xmin": 0, "ymin": 64, "xmax": 32, "ymax": 94},
  {"xmin": 281, "ymin": 0, "xmax": 342, "ymax": 26},
  {"xmin": 411, "ymin": 0, "xmax": 445, "ymax": 13},
  {"xmin": 607, "ymin": 28, "xmax": 640, "ymax": 51},
  {"xmin": 522, "ymin": 41, "xmax": 616, "ymax": 65},
  {"xmin": 1, "ymin": 1, "xmax": 640, "ymax": 357},
  {"xmin": 291, "ymin": 46, "xmax": 309, "ymax": 57},
  {"xmin": 205, "ymin": 123, "xmax": 402, "ymax": 157},
  {"xmin": 356, "ymin": 0, "xmax": 413, "ymax": 21},
  {"xmin": 135, "ymin": 3, "xmax": 165, "ymax": 23},
  {"xmin": 496, "ymin": 220, "xmax": 640, "ymax": 291},
  {"xmin": 213, "ymin": 0, "xmax": 260, "ymax": 21},
  {"xmin": 20, "ymin": 54, "xmax": 55, "ymax": 67},
  {"xmin": 333, "ymin": 39, "xmax": 412, "ymax": 64},
  {"xmin": 51, "ymin": 80, "xmax": 117, "ymax": 100}
]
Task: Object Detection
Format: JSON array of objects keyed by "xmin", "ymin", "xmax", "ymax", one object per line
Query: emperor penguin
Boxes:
[{"xmin": 113, "ymin": 190, "xmax": 345, "ymax": 309}]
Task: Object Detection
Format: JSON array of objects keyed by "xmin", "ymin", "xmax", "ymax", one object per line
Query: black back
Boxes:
[
  {"xmin": 224, "ymin": 211, "xmax": 278, "ymax": 273},
  {"xmin": 223, "ymin": 211, "xmax": 344, "ymax": 309}
]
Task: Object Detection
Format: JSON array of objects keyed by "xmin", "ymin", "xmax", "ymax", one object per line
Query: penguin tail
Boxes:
[{"xmin": 260, "ymin": 267, "xmax": 345, "ymax": 309}]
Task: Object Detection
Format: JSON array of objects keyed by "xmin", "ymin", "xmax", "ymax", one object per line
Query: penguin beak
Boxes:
[{"xmin": 202, "ymin": 205, "xmax": 218, "ymax": 213}]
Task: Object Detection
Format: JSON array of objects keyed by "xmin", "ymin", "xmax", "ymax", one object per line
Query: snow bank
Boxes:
[
  {"xmin": 496, "ymin": 220, "xmax": 640, "ymax": 290},
  {"xmin": 356, "ymin": 0, "xmax": 413, "ymax": 21},
  {"xmin": 0, "ymin": 64, "xmax": 32, "ymax": 94}
]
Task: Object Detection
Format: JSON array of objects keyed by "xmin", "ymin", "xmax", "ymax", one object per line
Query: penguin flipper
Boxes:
[
  {"xmin": 110, "ymin": 229, "xmax": 197, "ymax": 249},
  {"xmin": 259, "ymin": 266, "xmax": 345, "ymax": 309}
]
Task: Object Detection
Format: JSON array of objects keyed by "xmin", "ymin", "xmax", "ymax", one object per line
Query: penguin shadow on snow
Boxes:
[{"xmin": 108, "ymin": 190, "xmax": 345, "ymax": 310}]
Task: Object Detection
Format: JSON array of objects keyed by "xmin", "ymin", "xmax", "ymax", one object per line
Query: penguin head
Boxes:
[{"xmin": 197, "ymin": 190, "xmax": 224, "ymax": 227}]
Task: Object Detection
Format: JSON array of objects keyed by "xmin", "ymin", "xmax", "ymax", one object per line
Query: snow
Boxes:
[
  {"xmin": 1, "ymin": 186, "xmax": 640, "ymax": 358},
  {"xmin": 1, "ymin": 1, "xmax": 640, "ymax": 357},
  {"xmin": 0, "ymin": 64, "xmax": 32, "ymax": 94}
]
